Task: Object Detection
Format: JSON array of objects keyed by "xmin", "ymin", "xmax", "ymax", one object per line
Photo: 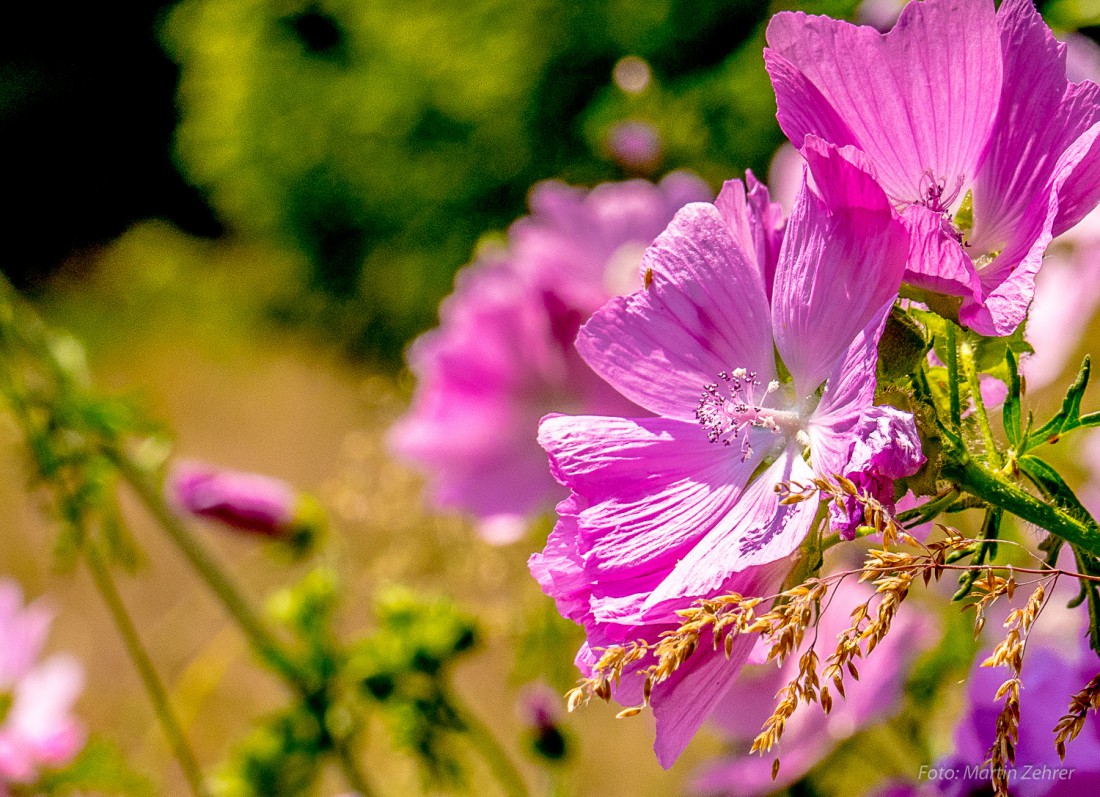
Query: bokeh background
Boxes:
[{"xmin": 1, "ymin": 0, "xmax": 1100, "ymax": 795}]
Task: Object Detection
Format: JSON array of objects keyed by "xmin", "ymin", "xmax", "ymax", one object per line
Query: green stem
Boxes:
[
  {"xmin": 108, "ymin": 450, "xmax": 310, "ymax": 690},
  {"xmin": 84, "ymin": 545, "xmax": 211, "ymax": 797},
  {"xmin": 945, "ymin": 322, "xmax": 962, "ymax": 429},
  {"xmin": 110, "ymin": 451, "xmax": 379, "ymax": 796},
  {"xmin": 334, "ymin": 741, "xmax": 376, "ymax": 797},
  {"xmin": 451, "ymin": 693, "xmax": 529, "ymax": 797},
  {"xmin": 896, "ymin": 487, "xmax": 960, "ymax": 528},
  {"xmin": 960, "ymin": 341, "xmax": 999, "ymax": 466},
  {"xmin": 821, "ymin": 525, "xmax": 878, "ymax": 552},
  {"xmin": 944, "ymin": 455, "xmax": 1100, "ymax": 558}
]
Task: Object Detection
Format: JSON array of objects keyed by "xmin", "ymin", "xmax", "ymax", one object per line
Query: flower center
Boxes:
[
  {"xmin": 916, "ymin": 169, "xmax": 965, "ymax": 215},
  {"xmin": 695, "ymin": 368, "xmax": 800, "ymax": 461},
  {"xmin": 0, "ymin": 690, "xmax": 12, "ymax": 726}
]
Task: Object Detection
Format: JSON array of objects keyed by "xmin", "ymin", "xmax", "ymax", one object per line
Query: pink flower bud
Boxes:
[{"xmin": 169, "ymin": 461, "xmax": 321, "ymax": 549}]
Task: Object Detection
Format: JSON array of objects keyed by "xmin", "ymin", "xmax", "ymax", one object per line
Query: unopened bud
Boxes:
[{"xmin": 169, "ymin": 460, "xmax": 323, "ymax": 553}]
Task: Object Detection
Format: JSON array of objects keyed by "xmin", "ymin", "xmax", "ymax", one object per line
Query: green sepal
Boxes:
[{"xmin": 1002, "ymin": 348, "xmax": 1022, "ymax": 448}]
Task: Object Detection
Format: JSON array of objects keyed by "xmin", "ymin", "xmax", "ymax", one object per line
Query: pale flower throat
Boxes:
[{"xmin": 695, "ymin": 368, "xmax": 803, "ymax": 461}]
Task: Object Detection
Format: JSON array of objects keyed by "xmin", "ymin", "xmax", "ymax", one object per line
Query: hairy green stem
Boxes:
[
  {"xmin": 960, "ymin": 341, "xmax": 1000, "ymax": 466},
  {"xmin": 85, "ymin": 545, "xmax": 211, "ymax": 797},
  {"xmin": 944, "ymin": 455, "xmax": 1100, "ymax": 558},
  {"xmin": 945, "ymin": 323, "xmax": 962, "ymax": 429}
]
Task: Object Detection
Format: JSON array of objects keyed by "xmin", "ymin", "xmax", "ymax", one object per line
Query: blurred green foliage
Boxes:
[{"xmin": 163, "ymin": 0, "xmax": 871, "ymax": 362}]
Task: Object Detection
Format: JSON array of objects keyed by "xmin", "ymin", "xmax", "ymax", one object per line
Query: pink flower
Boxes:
[
  {"xmin": 390, "ymin": 173, "xmax": 711, "ymax": 543},
  {"xmin": 531, "ymin": 139, "xmax": 915, "ymax": 766},
  {"xmin": 829, "ymin": 405, "xmax": 925, "ymax": 541},
  {"xmin": 169, "ymin": 460, "xmax": 309, "ymax": 540},
  {"xmin": 766, "ymin": 0, "xmax": 1100, "ymax": 336},
  {"xmin": 0, "ymin": 580, "xmax": 85, "ymax": 787},
  {"xmin": 935, "ymin": 609, "xmax": 1100, "ymax": 796},
  {"xmin": 692, "ymin": 579, "xmax": 934, "ymax": 796},
  {"xmin": 607, "ymin": 121, "xmax": 662, "ymax": 173}
]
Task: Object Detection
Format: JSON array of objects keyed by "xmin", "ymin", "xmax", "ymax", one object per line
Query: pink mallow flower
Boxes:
[
  {"xmin": 530, "ymin": 139, "xmax": 918, "ymax": 767},
  {"xmin": 766, "ymin": 0, "xmax": 1100, "ymax": 336},
  {"xmin": 390, "ymin": 173, "xmax": 711, "ymax": 543},
  {"xmin": 0, "ymin": 580, "xmax": 85, "ymax": 789},
  {"xmin": 692, "ymin": 579, "xmax": 934, "ymax": 796}
]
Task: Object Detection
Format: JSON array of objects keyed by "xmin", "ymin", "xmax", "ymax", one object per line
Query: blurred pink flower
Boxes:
[
  {"xmin": 0, "ymin": 580, "xmax": 85, "ymax": 788},
  {"xmin": 692, "ymin": 578, "xmax": 933, "ymax": 796},
  {"xmin": 169, "ymin": 460, "xmax": 301, "ymax": 538},
  {"xmin": 934, "ymin": 605, "xmax": 1100, "ymax": 797},
  {"xmin": 390, "ymin": 173, "xmax": 711, "ymax": 543},
  {"xmin": 607, "ymin": 121, "xmax": 662, "ymax": 173}
]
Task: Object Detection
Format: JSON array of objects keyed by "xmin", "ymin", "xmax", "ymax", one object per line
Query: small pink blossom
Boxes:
[
  {"xmin": 390, "ymin": 174, "xmax": 711, "ymax": 543},
  {"xmin": 0, "ymin": 580, "xmax": 85, "ymax": 788},
  {"xmin": 829, "ymin": 405, "xmax": 925, "ymax": 541}
]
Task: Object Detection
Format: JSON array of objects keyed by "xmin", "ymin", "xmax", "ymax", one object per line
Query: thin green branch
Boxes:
[
  {"xmin": 108, "ymin": 450, "xmax": 310, "ymax": 690},
  {"xmin": 84, "ymin": 545, "xmax": 211, "ymax": 797},
  {"xmin": 108, "ymin": 450, "xmax": 378, "ymax": 796}
]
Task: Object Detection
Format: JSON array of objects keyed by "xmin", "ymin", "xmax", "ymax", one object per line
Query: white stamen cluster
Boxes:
[{"xmin": 695, "ymin": 368, "xmax": 781, "ymax": 461}]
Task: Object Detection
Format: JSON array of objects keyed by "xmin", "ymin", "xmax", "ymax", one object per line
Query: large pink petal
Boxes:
[
  {"xmin": 538, "ymin": 414, "xmax": 766, "ymax": 585},
  {"xmin": 577, "ymin": 204, "xmax": 774, "ymax": 421},
  {"xmin": 772, "ymin": 139, "xmax": 908, "ymax": 397},
  {"xmin": 963, "ymin": 124, "xmax": 1100, "ymax": 336},
  {"xmin": 971, "ymin": 0, "xmax": 1100, "ymax": 252},
  {"xmin": 644, "ymin": 448, "xmax": 818, "ymax": 613},
  {"xmin": 765, "ymin": 0, "xmax": 1001, "ymax": 205},
  {"xmin": 898, "ymin": 204, "xmax": 982, "ymax": 300},
  {"xmin": 713, "ymin": 175, "xmax": 787, "ymax": 298},
  {"xmin": 650, "ymin": 561, "xmax": 791, "ymax": 768},
  {"xmin": 807, "ymin": 300, "xmax": 891, "ymax": 481}
]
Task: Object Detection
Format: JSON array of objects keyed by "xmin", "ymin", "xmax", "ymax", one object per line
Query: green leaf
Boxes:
[
  {"xmin": 1077, "ymin": 411, "xmax": 1100, "ymax": 429},
  {"xmin": 1025, "ymin": 355, "xmax": 1091, "ymax": 450},
  {"xmin": 1002, "ymin": 349, "xmax": 1021, "ymax": 448},
  {"xmin": 954, "ymin": 508, "xmax": 1001, "ymax": 601},
  {"xmin": 1018, "ymin": 454, "xmax": 1098, "ymax": 528}
]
